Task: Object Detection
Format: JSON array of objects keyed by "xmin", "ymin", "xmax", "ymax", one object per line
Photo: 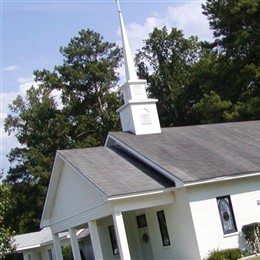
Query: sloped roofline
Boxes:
[
  {"xmin": 184, "ymin": 171, "xmax": 260, "ymax": 187},
  {"xmin": 105, "ymin": 121, "xmax": 260, "ymax": 187},
  {"xmin": 41, "ymin": 147, "xmax": 174, "ymax": 228},
  {"xmin": 105, "ymin": 133, "xmax": 184, "ymax": 187},
  {"xmin": 40, "ymin": 152, "xmax": 108, "ymax": 228}
]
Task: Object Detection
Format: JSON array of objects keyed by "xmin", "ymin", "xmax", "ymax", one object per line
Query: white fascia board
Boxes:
[
  {"xmin": 105, "ymin": 134, "xmax": 183, "ymax": 187},
  {"xmin": 40, "ymin": 153, "xmax": 64, "ymax": 228},
  {"xmin": 107, "ymin": 187, "xmax": 176, "ymax": 201},
  {"xmin": 16, "ymin": 244, "xmax": 41, "ymax": 252},
  {"xmin": 184, "ymin": 171, "xmax": 260, "ymax": 187}
]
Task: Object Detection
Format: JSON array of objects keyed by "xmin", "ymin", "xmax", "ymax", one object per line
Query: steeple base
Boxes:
[{"xmin": 117, "ymin": 100, "xmax": 161, "ymax": 135}]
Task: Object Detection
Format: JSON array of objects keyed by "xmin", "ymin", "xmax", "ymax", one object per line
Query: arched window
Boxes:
[{"xmin": 217, "ymin": 196, "xmax": 237, "ymax": 234}]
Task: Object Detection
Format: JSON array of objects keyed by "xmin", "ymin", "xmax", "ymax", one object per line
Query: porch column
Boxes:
[
  {"xmin": 69, "ymin": 228, "xmax": 81, "ymax": 260},
  {"xmin": 112, "ymin": 212, "xmax": 131, "ymax": 260},
  {"xmin": 52, "ymin": 232, "xmax": 63, "ymax": 260},
  {"xmin": 88, "ymin": 220, "xmax": 104, "ymax": 260}
]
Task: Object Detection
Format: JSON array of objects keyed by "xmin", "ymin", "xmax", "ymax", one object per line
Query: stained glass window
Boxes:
[{"xmin": 217, "ymin": 196, "xmax": 237, "ymax": 234}]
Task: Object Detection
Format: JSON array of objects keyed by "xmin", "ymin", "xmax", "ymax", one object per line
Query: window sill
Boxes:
[{"xmin": 224, "ymin": 232, "xmax": 239, "ymax": 238}]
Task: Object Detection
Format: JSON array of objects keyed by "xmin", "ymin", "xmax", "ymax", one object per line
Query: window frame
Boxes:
[
  {"xmin": 217, "ymin": 195, "xmax": 237, "ymax": 234},
  {"xmin": 136, "ymin": 214, "xmax": 147, "ymax": 228},
  {"xmin": 157, "ymin": 210, "xmax": 171, "ymax": 247}
]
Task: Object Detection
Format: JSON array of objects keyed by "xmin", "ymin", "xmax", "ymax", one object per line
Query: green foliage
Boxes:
[
  {"xmin": 4, "ymin": 86, "xmax": 69, "ymax": 233},
  {"xmin": 3, "ymin": 0, "xmax": 260, "ymax": 236},
  {"xmin": 34, "ymin": 29, "xmax": 122, "ymax": 148},
  {"xmin": 208, "ymin": 248, "xmax": 241, "ymax": 260},
  {"xmin": 242, "ymin": 222, "xmax": 260, "ymax": 254},
  {"xmin": 136, "ymin": 26, "xmax": 202, "ymax": 127},
  {"xmin": 4, "ymin": 29, "xmax": 122, "ymax": 233},
  {"xmin": 0, "ymin": 175, "xmax": 16, "ymax": 258},
  {"xmin": 202, "ymin": 0, "xmax": 260, "ymax": 59},
  {"xmin": 196, "ymin": 91, "xmax": 232, "ymax": 123},
  {"xmin": 199, "ymin": 0, "xmax": 260, "ymax": 122},
  {"xmin": 62, "ymin": 245, "xmax": 73, "ymax": 260}
]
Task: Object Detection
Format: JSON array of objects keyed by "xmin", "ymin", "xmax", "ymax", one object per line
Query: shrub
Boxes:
[
  {"xmin": 208, "ymin": 248, "xmax": 241, "ymax": 260},
  {"xmin": 242, "ymin": 222, "xmax": 260, "ymax": 254},
  {"xmin": 62, "ymin": 245, "xmax": 73, "ymax": 260}
]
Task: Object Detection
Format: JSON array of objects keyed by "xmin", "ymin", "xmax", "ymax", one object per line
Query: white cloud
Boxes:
[
  {"xmin": 0, "ymin": 77, "xmax": 38, "ymax": 176},
  {"xmin": 165, "ymin": 3, "xmax": 212, "ymax": 41},
  {"xmin": 121, "ymin": 2, "xmax": 212, "ymax": 56},
  {"xmin": 115, "ymin": 2, "xmax": 212, "ymax": 86},
  {"xmin": 3, "ymin": 65, "xmax": 20, "ymax": 72},
  {"xmin": 0, "ymin": 76, "xmax": 63, "ymax": 175}
]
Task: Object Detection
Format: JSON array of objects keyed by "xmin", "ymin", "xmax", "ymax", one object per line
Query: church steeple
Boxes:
[
  {"xmin": 116, "ymin": 0, "xmax": 161, "ymax": 135},
  {"xmin": 116, "ymin": 0, "xmax": 137, "ymax": 81}
]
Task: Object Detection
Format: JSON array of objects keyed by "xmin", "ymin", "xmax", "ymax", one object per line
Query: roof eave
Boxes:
[
  {"xmin": 107, "ymin": 187, "xmax": 176, "ymax": 201},
  {"xmin": 184, "ymin": 171, "xmax": 260, "ymax": 187},
  {"xmin": 16, "ymin": 244, "xmax": 41, "ymax": 252}
]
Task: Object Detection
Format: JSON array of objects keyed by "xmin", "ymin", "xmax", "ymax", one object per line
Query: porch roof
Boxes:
[
  {"xmin": 58, "ymin": 146, "xmax": 175, "ymax": 197},
  {"xmin": 108, "ymin": 121, "xmax": 260, "ymax": 184},
  {"xmin": 14, "ymin": 227, "xmax": 66, "ymax": 252}
]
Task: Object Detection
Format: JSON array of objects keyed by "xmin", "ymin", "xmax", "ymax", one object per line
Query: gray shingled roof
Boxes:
[
  {"xmin": 14, "ymin": 228, "xmax": 88, "ymax": 252},
  {"xmin": 109, "ymin": 121, "xmax": 260, "ymax": 183},
  {"xmin": 58, "ymin": 146, "xmax": 175, "ymax": 197},
  {"xmin": 14, "ymin": 227, "xmax": 53, "ymax": 251}
]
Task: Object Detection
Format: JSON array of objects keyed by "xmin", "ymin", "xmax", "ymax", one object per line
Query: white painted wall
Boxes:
[
  {"xmin": 21, "ymin": 239, "xmax": 70, "ymax": 260},
  {"xmin": 50, "ymin": 163, "xmax": 113, "ymax": 232},
  {"xmin": 97, "ymin": 216, "xmax": 120, "ymax": 260},
  {"xmin": 188, "ymin": 175, "xmax": 260, "ymax": 259},
  {"xmin": 22, "ymin": 251, "xmax": 41, "ymax": 260},
  {"xmin": 141, "ymin": 189, "xmax": 200, "ymax": 260},
  {"xmin": 94, "ymin": 189, "xmax": 200, "ymax": 260},
  {"xmin": 119, "ymin": 102, "xmax": 161, "ymax": 135}
]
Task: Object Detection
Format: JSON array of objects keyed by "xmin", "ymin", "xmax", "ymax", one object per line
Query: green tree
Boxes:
[
  {"xmin": 0, "ymin": 172, "xmax": 16, "ymax": 258},
  {"xmin": 4, "ymin": 86, "xmax": 69, "ymax": 233},
  {"xmin": 196, "ymin": 90, "xmax": 232, "ymax": 123},
  {"xmin": 136, "ymin": 27, "xmax": 202, "ymax": 126},
  {"xmin": 34, "ymin": 29, "xmax": 122, "ymax": 148},
  {"xmin": 200, "ymin": 0, "xmax": 260, "ymax": 121},
  {"xmin": 4, "ymin": 29, "xmax": 122, "ymax": 233}
]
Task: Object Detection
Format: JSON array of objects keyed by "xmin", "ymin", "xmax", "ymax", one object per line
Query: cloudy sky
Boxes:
[{"xmin": 1, "ymin": 0, "xmax": 213, "ymax": 177}]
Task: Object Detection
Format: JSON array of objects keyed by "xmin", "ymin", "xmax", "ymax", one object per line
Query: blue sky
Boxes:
[{"xmin": 1, "ymin": 0, "xmax": 212, "ymax": 177}]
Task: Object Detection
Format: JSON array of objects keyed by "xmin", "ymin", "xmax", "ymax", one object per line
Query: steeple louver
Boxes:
[{"xmin": 116, "ymin": 0, "xmax": 161, "ymax": 135}]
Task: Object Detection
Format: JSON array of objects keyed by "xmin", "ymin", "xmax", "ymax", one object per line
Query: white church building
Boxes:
[{"xmin": 37, "ymin": 1, "xmax": 260, "ymax": 260}]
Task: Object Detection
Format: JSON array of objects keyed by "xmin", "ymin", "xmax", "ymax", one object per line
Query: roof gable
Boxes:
[
  {"xmin": 58, "ymin": 146, "xmax": 174, "ymax": 196},
  {"xmin": 41, "ymin": 146, "xmax": 175, "ymax": 227}
]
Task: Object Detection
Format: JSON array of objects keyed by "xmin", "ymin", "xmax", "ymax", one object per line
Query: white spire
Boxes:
[
  {"xmin": 115, "ymin": 0, "xmax": 161, "ymax": 135},
  {"xmin": 116, "ymin": 0, "xmax": 138, "ymax": 81}
]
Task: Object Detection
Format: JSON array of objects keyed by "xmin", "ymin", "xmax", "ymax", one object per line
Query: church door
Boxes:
[{"xmin": 136, "ymin": 214, "xmax": 154, "ymax": 260}]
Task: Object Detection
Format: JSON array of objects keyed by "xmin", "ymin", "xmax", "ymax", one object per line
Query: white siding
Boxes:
[
  {"xmin": 188, "ymin": 175, "xmax": 260, "ymax": 259},
  {"xmin": 21, "ymin": 238, "xmax": 71, "ymax": 260},
  {"xmin": 141, "ymin": 188, "xmax": 200, "ymax": 260},
  {"xmin": 97, "ymin": 216, "xmax": 120, "ymax": 260},
  {"xmin": 108, "ymin": 189, "xmax": 200, "ymax": 260},
  {"xmin": 50, "ymin": 163, "xmax": 113, "ymax": 233}
]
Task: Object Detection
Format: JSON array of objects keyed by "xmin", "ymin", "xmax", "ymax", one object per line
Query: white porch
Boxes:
[{"xmin": 50, "ymin": 192, "xmax": 178, "ymax": 260}]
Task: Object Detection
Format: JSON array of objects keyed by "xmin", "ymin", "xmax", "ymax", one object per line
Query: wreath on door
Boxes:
[{"xmin": 143, "ymin": 233, "xmax": 149, "ymax": 243}]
